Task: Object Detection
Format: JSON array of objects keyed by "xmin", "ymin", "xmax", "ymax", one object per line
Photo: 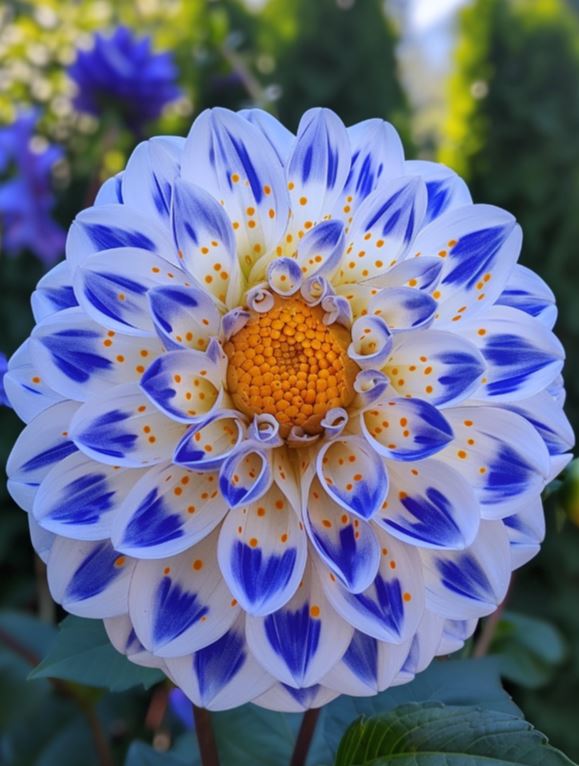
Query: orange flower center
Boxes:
[{"xmin": 224, "ymin": 296, "xmax": 358, "ymax": 436}]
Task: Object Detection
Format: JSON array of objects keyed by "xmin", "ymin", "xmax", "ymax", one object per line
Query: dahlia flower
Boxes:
[
  {"xmin": 68, "ymin": 26, "xmax": 181, "ymax": 131},
  {"xmin": 5, "ymin": 108, "xmax": 573, "ymax": 712}
]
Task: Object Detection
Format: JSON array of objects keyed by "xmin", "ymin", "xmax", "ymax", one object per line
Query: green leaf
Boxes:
[
  {"xmin": 29, "ymin": 616, "xmax": 164, "ymax": 692},
  {"xmin": 125, "ymin": 741, "xmax": 191, "ymax": 766},
  {"xmin": 335, "ymin": 703, "xmax": 577, "ymax": 766},
  {"xmin": 318, "ymin": 656, "xmax": 519, "ymax": 759},
  {"xmin": 492, "ymin": 611, "xmax": 567, "ymax": 689}
]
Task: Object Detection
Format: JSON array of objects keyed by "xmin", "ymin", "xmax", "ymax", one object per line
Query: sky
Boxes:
[{"xmin": 409, "ymin": 0, "xmax": 468, "ymax": 31}]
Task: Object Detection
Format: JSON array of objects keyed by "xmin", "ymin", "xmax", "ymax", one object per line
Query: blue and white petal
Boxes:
[
  {"xmin": 171, "ymin": 178, "xmax": 242, "ymax": 307},
  {"xmin": 104, "ymin": 614, "xmax": 166, "ymax": 669},
  {"xmin": 337, "ymin": 118, "xmax": 405, "ymax": 214},
  {"xmin": 296, "ymin": 220, "xmax": 346, "ymax": 280},
  {"xmin": 437, "ymin": 617, "xmax": 478, "ymax": 656},
  {"xmin": 503, "ymin": 495, "xmax": 545, "ymax": 570},
  {"xmin": 66, "ymin": 203, "xmax": 175, "ymax": 268},
  {"xmin": 420, "ymin": 520, "xmax": 511, "ymax": 620},
  {"xmin": 348, "ymin": 316, "xmax": 393, "ymax": 369},
  {"xmin": 318, "ymin": 528, "xmax": 424, "ymax": 643},
  {"xmin": 30, "ymin": 308, "xmax": 163, "ymax": 400},
  {"xmin": 304, "ymin": 475, "xmax": 381, "ymax": 593},
  {"xmin": 404, "ymin": 160, "xmax": 471, "ymax": 224},
  {"xmin": 31, "ymin": 260, "xmax": 78, "ymax": 322},
  {"xmin": 398, "ymin": 609, "xmax": 445, "ymax": 678},
  {"xmin": 218, "ymin": 482, "xmax": 307, "ymax": 615},
  {"xmin": 140, "ymin": 349, "xmax": 223, "ymax": 424},
  {"xmin": 3, "ymin": 340, "xmax": 64, "ymax": 423},
  {"xmin": 94, "ymin": 173, "xmax": 123, "ymax": 206},
  {"xmin": 121, "ymin": 137, "xmax": 182, "ymax": 228},
  {"xmin": 438, "ymin": 406, "xmax": 550, "ymax": 518},
  {"xmin": 503, "ymin": 391, "xmax": 574, "ymax": 456},
  {"xmin": 34, "ymin": 452, "xmax": 145, "ymax": 541},
  {"xmin": 368, "ymin": 287, "xmax": 437, "ymax": 331},
  {"xmin": 316, "ymin": 436, "xmax": 389, "ymax": 520},
  {"xmin": 286, "ymin": 108, "xmax": 351, "ymax": 241},
  {"xmin": 377, "ymin": 458, "xmax": 480, "ymax": 550},
  {"xmin": 497, "ymin": 264, "xmax": 557, "ymax": 329},
  {"xmin": 253, "ymin": 683, "xmax": 339, "ymax": 713},
  {"xmin": 321, "ymin": 630, "xmax": 410, "ymax": 697},
  {"xmin": 218, "ymin": 445, "xmax": 273, "ymax": 509},
  {"xmin": 267, "ymin": 257, "xmax": 303, "ymax": 296},
  {"xmin": 29, "ymin": 516, "xmax": 55, "ymax": 564},
  {"xmin": 74, "ymin": 248, "xmax": 188, "ymax": 335},
  {"xmin": 385, "ymin": 329, "xmax": 485, "ymax": 406},
  {"xmin": 246, "ymin": 565, "xmax": 352, "ymax": 688},
  {"xmin": 112, "ymin": 463, "xmax": 228, "ymax": 558},
  {"xmin": 129, "ymin": 529, "xmax": 238, "ymax": 657},
  {"xmin": 411, "ymin": 204, "xmax": 521, "ymax": 324},
  {"xmin": 47, "ymin": 536, "xmax": 135, "ymax": 618},
  {"xmin": 165, "ymin": 615, "xmax": 274, "ymax": 710},
  {"xmin": 174, "ymin": 410, "xmax": 246, "ymax": 471},
  {"xmin": 148, "ymin": 284, "xmax": 220, "ymax": 352},
  {"xmin": 6, "ymin": 400, "xmax": 79, "ymax": 511},
  {"xmin": 335, "ymin": 176, "xmax": 427, "ymax": 284},
  {"xmin": 182, "ymin": 108, "xmax": 289, "ymax": 274},
  {"xmin": 361, "ymin": 397, "xmax": 453, "ymax": 462},
  {"xmin": 461, "ymin": 306, "xmax": 564, "ymax": 402},
  {"xmin": 239, "ymin": 108, "xmax": 295, "ymax": 165},
  {"xmin": 70, "ymin": 383, "xmax": 187, "ymax": 467}
]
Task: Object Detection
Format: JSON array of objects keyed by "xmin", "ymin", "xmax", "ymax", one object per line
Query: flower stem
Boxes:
[
  {"xmin": 192, "ymin": 704, "xmax": 220, "ymax": 766},
  {"xmin": 290, "ymin": 708, "xmax": 321, "ymax": 766}
]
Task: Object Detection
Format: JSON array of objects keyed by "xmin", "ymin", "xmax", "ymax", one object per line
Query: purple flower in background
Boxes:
[
  {"xmin": 169, "ymin": 688, "xmax": 194, "ymax": 729},
  {"xmin": 0, "ymin": 111, "xmax": 65, "ymax": 265},
  {"xmin": 0, "ymin": 353, "xmax": 8, "ymax": 407},
  {"xmin": 68, "ymin": 26, "xmax": 182, "ymax": 132}
]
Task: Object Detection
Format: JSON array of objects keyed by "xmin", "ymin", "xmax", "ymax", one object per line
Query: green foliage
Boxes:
[
  {"xmin": 30, "ymin": 615, "xmax": 164, "ymax": 691},
  {"xmin": 260, "ymin": 0, "xmax": 411, "ymax": 138},
  {"xmin": 335, "ymin": 703, "xmax": 576, "ymax": 766},
  {"xmin": 125, "ymin": 742, "xmax": 190, "ymax": 766}
]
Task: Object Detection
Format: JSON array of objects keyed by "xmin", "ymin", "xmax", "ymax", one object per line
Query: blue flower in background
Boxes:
[
  {"xmin": 0, "ymin": 111, "xmax": 65, "ymax": 264},
  {"xmin": 169, "ymin": 688, "xmax": 194, "ymax": 729},
  {"xmin": 68, "ymin": 26, "xmax": 182, "ymax": 132},
  {"xmin": 0, "ymin": 353, "xmax": 8, "ymax": 407}
]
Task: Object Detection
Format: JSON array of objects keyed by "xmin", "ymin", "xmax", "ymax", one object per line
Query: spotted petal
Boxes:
[
  {"xmin": 112, "ymin": 462, "xmax": 228, "ymax": 558},
  {"xmin": 30, "ymin": 308, "xmax": 163, "ymax": 400},
  {"xmin": 66, "ymin": 203, "xmax": 175, "ymax": 268},
  {"xmin": 368, "ymin": 287, "xmax": 437, "ymax": 331},
  {"xmin": 411, "ymin": 204, "xmax": 521, "ymax": 324},
  {"xmin": 129, "ymin": 529, "xmax": 238, "ymax": 657},
  {"xmin": 182, "ymin": 108, "xmax": 289, "ymax": 274},
  {"xmin": 304, "ymin": 475, "xmax": 381, "ymax": 593},
  {"xmin": 361, "ymin": 397, "xmax": 453, "ymax": 462},
  {"xmin": 173, "ymin": 410, "xmax": 246, "ymax": 471},
  {"xmin": 318, "ymin": 528, "xmax": 424, "ymax": 643},
  {"xmin": 34, "ymin": 452, "xmax": 145, "ymax": 540},
  {"xmin": 316, "ymin": 436, "xmax": 389, "ymax": 520},
  {"xmin": 218, "ymin": 482, "xmax": 307, "ymax": 615},
  {"xmin": 47, "ymin": 537, "xmax": 135, "ymax": 618},
  {"xmin": 348, "ymin": 316, "xmax": 393, "ymax": 369},
  {"xmin": 246, "ymin": 566, "xmax": 352, "ymax": 688},
  {"xmin": 420, "ymin": 520, "xmax": 511, "ymax": 620},
  {"xmin": 6, "ymin": 400, "xmax": 79, "ymax": 511},
  {"xmin": 140, "ymin": 349, "xmax": 223, "ymax": 424},
  {"xmin": 377, "ymin": 458, "xmax": 480, "ymax": 549},
  {"xmin": 3, "ymin": 340, "xmax": 64, "ymax": 423},
  {"xmin": 148, "ymin": 284, "xmax": 220, "ymax": 351},
  {"xmin": 171, "ymin": 178, "xmax": 241, "ymax": 307},
  {"xmin": 461, "ymin": 306, "xmax": 564, "ymax": 402},
  {"xmin": 286, "ymin": 108, "xmax": 351, "ymax": 240},
  {"xmin": 404, "ymin": 160, "xmax": 471, "ymax": 224},
  {"xmin": 239, "ymin": 108, "xmax": 295, "ymax": 165},
  {"xmin": 165, "ymin": 615, "xmax": 273, "ymax": 710},
  {"xmin": 70, "ymin": 383, "xmax": 186, "ymax": 467},
  {"xmin": 384, "ymin": 329, "xmax": 485, "ymax": 406},
  {"xmin": 335, "ymin": 176, "xmax": 427, "ymax": 284},
  {"xmin": 292, "ymin": 221, "xmax": 345, "ymax": 282},
  {"xmin": 437, "ymin": 406, "xmax": 550, "ymax": 518},
  {"xmin": 74, "ymin": 248, "xmax": 188, "ymax": 336},
  {"xmin": 218, "ymin": 445, "xmax": 273, "ymax": 509}
]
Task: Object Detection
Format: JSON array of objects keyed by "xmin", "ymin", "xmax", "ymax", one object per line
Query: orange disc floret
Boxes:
[{"xmin": 224, "ymin": 296, "xmax": 359, "ymax": 437}]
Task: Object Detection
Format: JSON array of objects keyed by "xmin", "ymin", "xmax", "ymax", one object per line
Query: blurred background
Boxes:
[{"xmin": 1, "ymin": 0, "xmax": 579, "ymax": 763}]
